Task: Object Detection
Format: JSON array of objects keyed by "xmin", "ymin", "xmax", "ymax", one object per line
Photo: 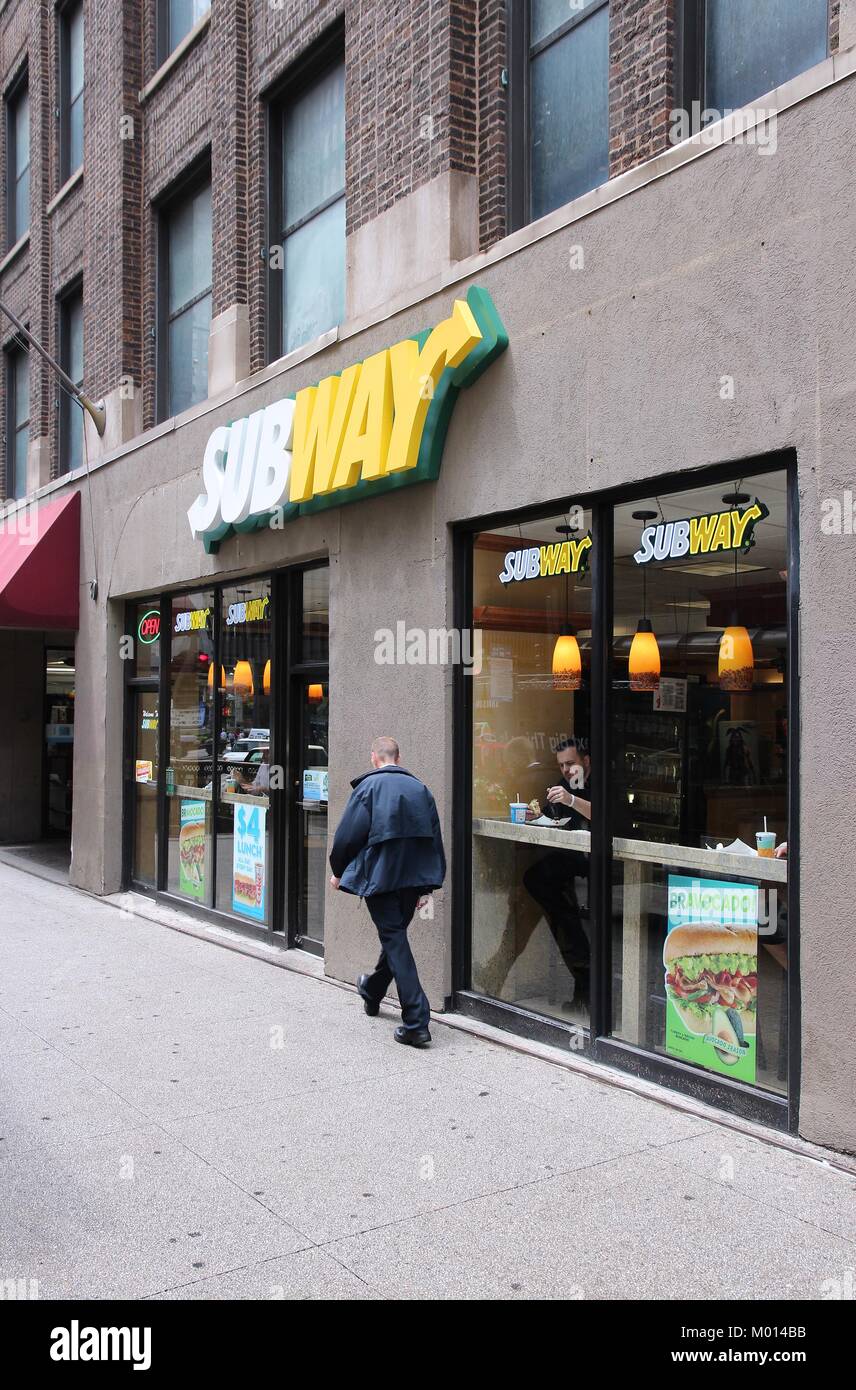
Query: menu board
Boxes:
[
  {"xmin": 664, "ymin": 875, "xmax": 758, "ymax": 1083},
  {"xmin": 233, "ymin": 803, "xmax": 266, "ymax": 922}
]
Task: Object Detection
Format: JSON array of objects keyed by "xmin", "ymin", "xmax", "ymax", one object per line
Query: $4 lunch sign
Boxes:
[{"xmin": 233, "ymin": 803, "xmax": 266, "ymax": 922}]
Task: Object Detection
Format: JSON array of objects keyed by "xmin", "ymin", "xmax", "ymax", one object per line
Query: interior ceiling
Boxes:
[{"xmin": 480, "ymin": 471, "xmax": 787, "ymax": 636}]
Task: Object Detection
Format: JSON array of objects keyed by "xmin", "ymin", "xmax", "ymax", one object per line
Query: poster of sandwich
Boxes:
[
  {"xmin": 233, "ymin": 803, "xmax": 266, "ymax": 922},
  {"xmin": 664, "ymin": 875, "xmax": 759, "ymax": 1083},
  {"xmin": 178, "ymin": 800, "xmax": 206, "ymax": 901}
]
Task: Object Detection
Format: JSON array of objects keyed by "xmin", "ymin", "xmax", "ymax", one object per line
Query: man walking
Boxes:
[{"xmin": 329, "ymin": 736, "xmax": 446, "ymax": 1047}]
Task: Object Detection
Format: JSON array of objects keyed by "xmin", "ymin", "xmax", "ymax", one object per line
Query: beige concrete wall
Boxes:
[
  {"xmin": 346, "ymin": 171, "xmax": 480, "ymax": 322},
  {"xmin": 58, "ymin": 66, "xmax": 856, "ymax": 1152}
]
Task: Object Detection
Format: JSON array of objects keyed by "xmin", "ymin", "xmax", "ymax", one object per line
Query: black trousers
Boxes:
[
  {"xmin": 522, "ymin": 850, "xmax": 590, "ymax": 969},
  {"xmin": 363, "ymin": 888, "xmax": 430, "ymax": 1031}
]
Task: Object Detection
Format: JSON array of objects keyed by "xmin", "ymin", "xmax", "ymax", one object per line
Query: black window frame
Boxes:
[
  {"xmin": 155, "ymin": 155, "xmax": 212, "ymax": 424},
  {"xmin": 57, "ymin": 278, "xmax": 84, "ymax": 477},
  {"xmin": 156, "ymin": 0, "xmax": 210, "ymax": 68},
  {"xmin": 507, "ymin": 0, "xmax": 610, "ymax": 235},
  {"xmin": 5, "ymin": 64, "xmax": 30, "ymax": 249},
  {"xmin": 452, "ymin": 450, "xmax": 800, "ymax": 1135},
  {"xmin": 5, "ymin": 336, "xmax": 30, "ymax": 500},
  {"xmin": 58, "ymin": 0, "xmax": 84, "ymax": 186},
  {"xmin": 677, "ymin": 0, "xmax": 832, "ymax": 123},
  {"xmin": 265, "ymin": 19, "xmax": 346, "ymax": 365}
]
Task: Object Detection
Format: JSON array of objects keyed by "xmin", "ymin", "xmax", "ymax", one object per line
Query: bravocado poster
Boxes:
[
  {"xmin": 664, "ymin": 875, "xmax": 759, "ymax": 1083},
  {"xmin": 178, "ymin": 800, "xmax": 206, "ymax": 901}
]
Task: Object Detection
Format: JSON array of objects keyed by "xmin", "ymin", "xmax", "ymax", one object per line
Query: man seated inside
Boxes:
[{"xmin": 522, "ymin": 736, "xmax": 593, "ymax": 1006}]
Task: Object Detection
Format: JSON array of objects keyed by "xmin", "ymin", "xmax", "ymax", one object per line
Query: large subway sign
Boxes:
[{"xmin": 188, "ymin": 286, "xmax": 508, "ymax": 553}]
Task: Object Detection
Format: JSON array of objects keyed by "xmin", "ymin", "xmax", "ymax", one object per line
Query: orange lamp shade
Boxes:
[
  {"xmin": 207, "ymin": 663, "xmax": 226, "ymax": 690},
  {"xmin": 233, "ymin": 660, "xmax": 254, "ymax": 697},
  {"xmin": 629, "ymin": 621, "xmax": 661, "ymax": 692},
  {"xmin": 719, "ymin": 626, "xmax": 754, "ymax": 692},
  {"xmin": 263, "ymin": 660, "xmax": 271, "ymax": 696},
  {"xmin": 552, "ymin": 632, "xmax": 582, "ymax": 692},
  {"xmin": 307, "ymin": 683, "xmax": 324, "ymax": 704}
]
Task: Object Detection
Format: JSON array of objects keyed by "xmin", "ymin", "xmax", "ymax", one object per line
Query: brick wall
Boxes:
[
  {"xmin": 609, "ymin": 0, "xmax": 677, "ymax": 178},
  {"xmin": 477, "ymin": 0, "xmax": 506, "ymax": 251}
]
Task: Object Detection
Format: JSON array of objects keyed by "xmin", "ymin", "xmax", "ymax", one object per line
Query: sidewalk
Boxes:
[{"xmin": 1, "ymin": 860, "xmax": 854, "ymax": 1301}]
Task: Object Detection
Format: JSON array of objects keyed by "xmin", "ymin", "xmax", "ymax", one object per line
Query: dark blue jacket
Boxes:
[{"xmin": 329, "ymin": 765, "xmax": 446, "ymax": 899}]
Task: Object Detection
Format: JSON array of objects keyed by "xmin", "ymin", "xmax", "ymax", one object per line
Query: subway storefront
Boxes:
[
  {"xmin": 95, "ymin": 266, "xmax": 840, "ymax": 1147},
  {"xmin": 454, "ymin": 460, "xmax": 797, "ymax": 1129}
]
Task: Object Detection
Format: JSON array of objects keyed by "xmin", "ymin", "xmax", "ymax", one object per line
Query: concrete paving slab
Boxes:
[
  {"xmin": 0, "ymin": 1045, "xmax": 148, "ymax": 1157},
  {"xmin": 326, "ymin": 1147, "xmax": 856, "ymax": 1300},
  {"xmin": 146, "ymin": 1246, "xmax": 379, "ymax": 1300},
  {"xmin": 655, "ymin": 1127, "xmax": 856, "ymax": 1246},
  {"xmin": 0, "ymin": 1123, "xmax": 308, "ymax": 1300},
  {"xmin": 161, "ymin": 1057, "xmax": 666, "ymax": 1245}
]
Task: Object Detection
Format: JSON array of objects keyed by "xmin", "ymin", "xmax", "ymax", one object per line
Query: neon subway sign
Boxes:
[
  {"xmin": 187, "ymin": 286, "xmax": 508, "ymax": 553},
  {"xmin": 226, "ymin": 596, "xmax": 270, "ymax": 625},
  {"xmin": 633, "ymin": 500, "xmax": 769, "ymax": 565},
  {"xmin": 499, "ymin": 535, "xmax": 593, "ymax": 584}
]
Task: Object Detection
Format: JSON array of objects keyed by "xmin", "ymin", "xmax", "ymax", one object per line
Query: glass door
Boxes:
[
  {"xmin": 294, "ymin": 677, "xmax": 329, "ymax": 946},
  {"xmin": 131, "ymin": 686, "xmax": 160, "ymax": 887}
]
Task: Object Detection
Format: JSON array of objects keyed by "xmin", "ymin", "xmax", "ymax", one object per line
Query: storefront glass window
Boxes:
[
  {"xmin": 215, "ymin": 582, "xmax": 273, "ymax": 924},
  {"xmin": 134, "ymin": 602, "xmax": 161, "ymax": 679},
  {"xmin": 296, "ymin": 677, "xmax": 329, "ymax": 945},
  {"xmin": 166, "ymin": 590, "xmax": 215, "ymax": 905},
  {"xmin": 610, "ymin": 470, "xmax": 789, "ymax": 1094},
  {"xmin": 470, "ymin": 509, "xmax": 594, "ymax": 1024},
  {"xmin": 301, "ymin": 565, "xmax": 329, "ymax": 663}
]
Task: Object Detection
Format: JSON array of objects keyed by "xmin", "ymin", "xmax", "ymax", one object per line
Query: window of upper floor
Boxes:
[
  {"xmin": 157, "ymin": 0, "xmax": 210, "ymax": 67},
  {"xmin": 680, "ymin": 0, "xmax": 831, "ymax": 122},
  {"xmin": 59, "ymin": 0, "xmax": 84, "ymax": 185},
  {"xmin": 157, "ymin": 168, "xmax": 212, "ymax": 421},
  {"xmin": 5, "ymin": 71, "xmax": 30, "ymax": 248},
  {"xmin": 58, "ymin": 283, "xmax": 84, "ymax": 475},
  {"xmin": 5, "ymin": 340, "xmax": 30, "ymax": 500},
  {"xmin": 267, "ymin": 30, "xmax": 345, "ymax": 362},
  {"xmin": 508, "ymin": 0, "xmax": 610, "ymax": 231}
]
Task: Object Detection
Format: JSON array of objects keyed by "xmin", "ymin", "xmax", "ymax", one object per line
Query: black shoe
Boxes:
[
  {"xmin": 394, "ymin": 1025, "xmax": 431, "ymax": 1048},
  {"xmin": 356, "ymin": 974, "xmax": 379, "ymax": 1016},
  {"xmin": 560, "ymin": 968, "xmax": 591, "ymax": 1013}
]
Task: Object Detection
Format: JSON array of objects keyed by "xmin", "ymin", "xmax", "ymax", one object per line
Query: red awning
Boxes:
[{"xmin": 0, "ymin": 492, "xmax": 81, "ymax": 630}]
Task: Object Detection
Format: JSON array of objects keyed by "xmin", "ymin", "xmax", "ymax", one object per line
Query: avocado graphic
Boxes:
[{"xmin": 711, "ymin": 1006, "xmax": 742, "ymax": 1066}]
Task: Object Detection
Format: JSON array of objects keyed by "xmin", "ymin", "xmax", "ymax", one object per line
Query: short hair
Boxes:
[
  {"xmin": 372, "ymin": 735, "xmax": 400, "ymax": 761},
  {"xmin": 557, "ymin": 735, "xmax": 589, "ymax": 756}
]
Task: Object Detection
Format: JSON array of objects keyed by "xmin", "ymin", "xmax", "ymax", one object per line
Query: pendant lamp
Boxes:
[
  {"xmin": 552, "ymin": 630, "xmax": 582, "ymax": 691},
  {"xmin": 263, "ymin": 660, "xmax": 271, "ymax": 696},
  {"xmin": 308, "ymin": 683, "xmax": 324, "ymax": 703},
  {"xmin": 551, "ymin": 522, "xmax": 583, "ymax": 691},
  {"xmin": 233, "ymin": 660, "xmax": 254, "ymax": 697},
  {"xmin": 629, "ymin": 511, "xmax": 661, "ymax": 691},
  {"xmin": 718, "ymin": 490, "xmax": 754, "ymax": 692},
  {"xmin": 207, "ymin": 662, "xmax": 226, "ymax": 690}
]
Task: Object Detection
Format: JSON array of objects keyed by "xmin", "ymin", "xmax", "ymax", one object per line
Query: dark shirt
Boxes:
[{"xmin": 542, "ymin": 774, "xmax": 592, "ymax": 833}]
